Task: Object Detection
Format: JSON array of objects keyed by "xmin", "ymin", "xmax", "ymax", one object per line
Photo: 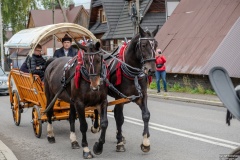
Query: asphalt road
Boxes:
[{"xmin": 1, "ymin": 95, "xmax": 240, "ymax": 160}]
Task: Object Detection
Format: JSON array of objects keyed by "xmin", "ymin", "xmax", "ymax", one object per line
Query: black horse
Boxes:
[
  {"xmin": 105, "ymin": 25, "xmax": 159, "ymax": 152},
  {"xmin": 44, "ymin": 41, "xmax": 108, "ymax": 159}
]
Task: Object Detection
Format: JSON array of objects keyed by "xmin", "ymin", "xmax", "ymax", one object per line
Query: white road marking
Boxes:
[
  {"xmin": 0, "ymin": 140, "xmax": 18, "ymax": 160},
  {"xmin": 108, "ymin": 113, "xmax": 239, "ymax": 149}
]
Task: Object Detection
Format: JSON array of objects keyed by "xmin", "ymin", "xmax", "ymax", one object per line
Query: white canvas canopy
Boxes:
[{"xmin": 4, "ymin": 23, "xmax": 98, "ymax": 55}]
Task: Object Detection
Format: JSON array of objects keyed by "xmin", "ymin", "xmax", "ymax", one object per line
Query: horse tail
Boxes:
[{"xmin": 45, "ymin": 57, "xmax": 56, "ymax": 69}]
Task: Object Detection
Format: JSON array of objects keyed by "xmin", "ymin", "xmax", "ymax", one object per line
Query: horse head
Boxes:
[
  {"xmin": 77, "ymin": 40, "xmax": 104, "ymax": 91},
  {"xmin": 128, "ymin": 25, "xmax": 159, "ymax": 76}
]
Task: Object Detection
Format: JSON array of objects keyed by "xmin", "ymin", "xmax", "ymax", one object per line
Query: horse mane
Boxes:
[
  {"xmin": 124, "ymin": 29, "xmax": 153, "ymax": 54},
  {"xmin": 125, "ymin": 33, "xmax": 140, "ymax": 54}
]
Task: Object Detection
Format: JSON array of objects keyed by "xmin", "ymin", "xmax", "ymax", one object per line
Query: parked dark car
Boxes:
[{"xmin": 0, "ymin": 66, "xmax": 9, "ymax": 95}]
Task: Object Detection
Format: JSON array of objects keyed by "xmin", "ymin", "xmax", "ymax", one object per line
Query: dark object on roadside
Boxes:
[
  {"xmin": 226, "ymin": 109, "xmax": 233, "ymax": 126},
  {"xmin": 209, "ymin": 66, "xmax": 240, "ymax": 124}
]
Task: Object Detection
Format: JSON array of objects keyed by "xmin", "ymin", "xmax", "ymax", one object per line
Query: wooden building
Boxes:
[{"xmin": 89, "ymin": 0, "xmax": 179, "ymax": 51}]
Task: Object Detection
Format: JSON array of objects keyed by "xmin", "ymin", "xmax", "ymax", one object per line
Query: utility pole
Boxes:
[
  {"xmin": 130, "ymin": 0, "xmax": 140, "ymax": 35},
  {"xmin": 52, "ymin": 0, "xmax": 56, "ymax": 53},
  {"xmin": 135, "ymin": 0, "xmax": 140, "ymax": 34},
  {"xmin": 0, "ymin": 1, "xmax": 4, "ymax": 71}
]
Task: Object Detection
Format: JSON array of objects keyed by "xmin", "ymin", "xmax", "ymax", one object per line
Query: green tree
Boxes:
[
  {"xmin": 1, "ymin": 0, "xmax": 75, "ymax": 40},
  {"xmin": 39, "ymin": 0, "xmax": 74, "ymax": 9},
  {"xmin": 2, "ymin": 0, "xmax": 38, "ymax": 35}
]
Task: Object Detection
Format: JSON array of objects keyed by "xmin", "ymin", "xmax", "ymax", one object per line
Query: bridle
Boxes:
[
  {"xmin": 136, "ymin": 37, "xmax": 156, "ymax": 64},
  {"xmin": 83, "ymin": 51, "xmax": 103, "ymax": 76},
  {"xmin": 80, "ymin": 50, "xmax": 105, "ymax": 81}
]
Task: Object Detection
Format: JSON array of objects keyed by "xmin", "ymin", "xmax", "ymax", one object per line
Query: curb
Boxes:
[
  {"xmin": 147, "ymin": 93, "xmax": 224, "ymax": 107},
  {"xmin": 0, "ymin": 140, "xmax": 18, "ymax": 160}
]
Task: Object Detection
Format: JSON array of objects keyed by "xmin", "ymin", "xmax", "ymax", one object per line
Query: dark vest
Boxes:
[{"xmin": 53, "ymin": 47, "xmax": 78, "ymax": 58}]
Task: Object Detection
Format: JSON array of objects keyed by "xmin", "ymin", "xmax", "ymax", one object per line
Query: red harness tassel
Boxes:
[
  {"xmin": 148, "ymin": 76, "xmax": 152, "ymax": 85},
  {"xmin": 115, "ymin": 42, "xmax": 127, "ymax": 85},
  {"xmin": 74, "ymin": 50, "xmax": 83, "ymax": 89}
]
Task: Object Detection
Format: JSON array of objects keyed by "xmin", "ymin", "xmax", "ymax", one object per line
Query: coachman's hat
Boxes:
[{"xmin": 62, "ymin": 34, "xmax": 72, "ymax": 43}]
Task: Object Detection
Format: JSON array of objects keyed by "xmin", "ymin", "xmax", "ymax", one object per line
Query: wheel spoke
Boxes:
[{"xmin": 32, "ymin": 106, "xmax": 42, "ymax": 138}]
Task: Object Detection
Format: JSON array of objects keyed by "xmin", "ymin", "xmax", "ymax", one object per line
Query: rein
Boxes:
[
  {"xmin": 100, "ymin": 48, "xmax": 142, "ymax": 72},
  {"xmin": 121, "ymin": 64, "xmax": 145, "ymax": 80}
]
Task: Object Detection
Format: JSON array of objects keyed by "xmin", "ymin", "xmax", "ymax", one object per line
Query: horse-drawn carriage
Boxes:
[
  {"xmin": 5, "ymin": 23, "xmax": 102, "ymax": 138},
  {"xmin": 5, "ymin": 22, "xmax": 159, "ymax": 158}
]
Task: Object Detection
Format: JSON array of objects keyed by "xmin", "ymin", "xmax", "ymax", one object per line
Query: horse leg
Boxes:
[
  {"xmin": 137, "ymin": 95, "xmax": 151, "ymax": 152},
  {"xmin": 47, "ymin": 108, "xmax": 55, "ymax": 143},
  {"xmin": 91, "ymin": 109, "xmax": 100, "ymax": 133},
  {"xmin": 76, "ymin": 102, "xmax": 93, "ymax": 159},
  {"xmin": 114, "ymin": 103, "xmax": 126, "ymax": 152},
  {"xmin": 93, "ymin": 100, "xmax": 108, "ymax": 155},
  {"xmin": 69, "ymin": 103, "xmax": 80, "ymax": 149},
  {"xmin": 45, "ymin": 82, "xmax": 55, "ymax": 143}
]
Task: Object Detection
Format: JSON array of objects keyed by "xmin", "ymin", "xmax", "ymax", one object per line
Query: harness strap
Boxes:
[
  {"xmin": 44, "ymin": 73, "xmax": 75, "ymax": 113},
  {"xmin": 134, "ymin": 76, "xmax": 142, "ymax": 98},
  {"xmin": 61, "ymin": 56, "xmax": 77, "ymax": 84}
]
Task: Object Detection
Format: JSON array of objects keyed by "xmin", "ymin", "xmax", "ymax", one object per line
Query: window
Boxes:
[{"xmin": 99, "ymin": 9, "xmax": 107, "ymax": 23}]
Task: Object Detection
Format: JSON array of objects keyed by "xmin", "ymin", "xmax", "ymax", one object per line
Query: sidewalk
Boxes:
[
  {"xmin": 147, "ymin": 89, "xmax": 223, "ymax": 107},
  {"xmin": 0, "ymin": 90, "xmax": 223, "ymax": 160},
  {"xmin": 0, "ymin": 140, "xmax": 17, "ymax": 160}
]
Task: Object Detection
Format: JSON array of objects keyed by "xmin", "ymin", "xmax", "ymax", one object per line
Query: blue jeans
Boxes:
[{"xmin": 155, "ymin": 70, "xmax": 167, "ymax": 92}]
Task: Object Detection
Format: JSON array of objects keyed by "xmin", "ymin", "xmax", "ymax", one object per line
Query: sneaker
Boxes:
[
  {"xmin": 157, "ymin": 91, "xmax": 160, "ymax": 93},
  {"xmin": 164, "ymin": 89, "xmax": 167, "ymax": 92}
]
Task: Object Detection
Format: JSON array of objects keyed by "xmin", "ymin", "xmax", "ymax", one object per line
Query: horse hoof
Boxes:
[
  {"xmin": 93, "ymin": 142, "xmax": 103, "ymax": 155},
  {"xmin": 71, "ymin": 141, "xmax": 80, "ymax": 149},
  {"xmin": 83, "ymin": 151, "xmax": 94, "ymax": 159},
  {"xmin": 47, "ymin": 137, "xmax": 55, "ymax": 144},
  {"xmin": 140, "ymin": 144, "xmax": 150, "ymax": 152},
  {"xmin": 116, "ymin": 144, "xmax": 126, "ymax": 152},
  {"xmin": 91, "ymin": 126, "xmax": 100, "ymax": 134}
]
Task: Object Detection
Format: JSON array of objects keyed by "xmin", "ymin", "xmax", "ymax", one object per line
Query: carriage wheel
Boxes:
[
  {"xmin": 11, "ymin": 90, "xmax": 21, "ymax": 126},
  {"xmin": 32, "ymin": 105, "xmax": 42, "ymax": 138}
]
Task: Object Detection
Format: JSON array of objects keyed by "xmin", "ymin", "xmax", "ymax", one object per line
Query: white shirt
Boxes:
[{"xmin": 64, "ymin": 49, "xmax": 69, "ymax": 56}]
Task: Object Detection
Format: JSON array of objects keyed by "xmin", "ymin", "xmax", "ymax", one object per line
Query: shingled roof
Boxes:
[
  {"xmin": 101, "ymin": 0, "xmax": 125, "ymax": 39},
  {"xmin": 28, "ymin": 5, "xmax": 87, "ymax": 28},
  {"xmin": 155, "ymin": 0, "xmax": 240, "ymax": 76},
  {"xmin": 202, "ymin": 17, "xmax": 240, "ymax": 78},
  {"xmin": 90, "ymin": 0, "xmax": 165, "ymax": 40}
]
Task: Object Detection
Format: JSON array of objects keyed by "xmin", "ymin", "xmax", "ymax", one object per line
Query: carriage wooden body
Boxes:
[{"xmin": 8, "ymin": 69, "xmax": 98, "ymax": 138}]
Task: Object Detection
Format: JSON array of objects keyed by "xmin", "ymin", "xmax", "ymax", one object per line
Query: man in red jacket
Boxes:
[{"xmin": 155, "ymin": 48, "xmax": 167, "ymax": 93}]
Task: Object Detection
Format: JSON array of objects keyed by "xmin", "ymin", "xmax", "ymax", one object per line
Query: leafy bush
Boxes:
[
  {"xmin": 196, "ymin": 83, "xmax": 205, "ymax": 94},
  {"xmin": 150, "ymin": 77, "xmax": 215, "ymax": 95}
]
